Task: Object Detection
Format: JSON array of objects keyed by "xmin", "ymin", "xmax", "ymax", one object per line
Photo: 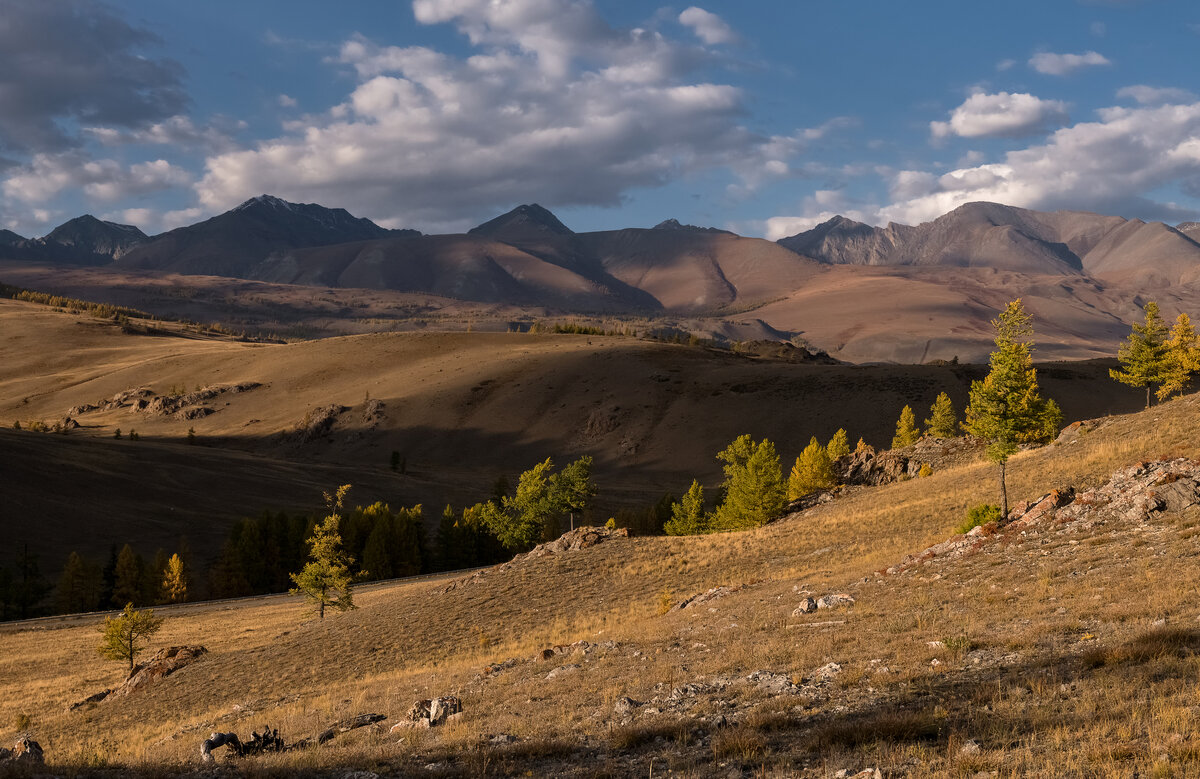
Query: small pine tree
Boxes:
[
  {"xmin": 1157, "ymin": 313, "xmax": 1200, "ymax": 402},
  {"xmin": 1110, "ymin": 301, "xmax": 1169, "ymax": 408},
  {"xmin": 826, "ymin": 428, "xmax": 850, "ymax": 461},
  {"xmin": 160, "ymin": 553, "xmax": 188, "ymax": 604},
  {"xmin": 964, "ymin": 299, "xmax": 1061, "ymax": 518},
  {"xmin": 98, "ymin": 602, "xmax": 163, "ymax": 674},
  {"xmin": 891, "ymin": 405, "xmax": 920, "ymax": 449},
  {"xmin": 854, "ymin": 437, "xmax": 869, "ymax": 454},
  {"xmin": 924, "ymin": 392, "xmax": 958, "ymax": 438},
  {"xmin": 664, "ymin": 480, "xmax": 708, "ymax": 535},
  {"xmin": 186, "ymin": 427, "xmax": 196, "ymax": 445},
  {"xmin": 787, "ymin": 437, "xmax": 836, "ymax": 500},
  {"xmin": 290, "ymin": 485, "xmax": 357, "ymax": 619}
]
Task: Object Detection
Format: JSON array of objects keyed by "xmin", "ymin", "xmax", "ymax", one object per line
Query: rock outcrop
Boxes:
[{"xmin": 104, "ymin": 645, "xmax": 208, "ymax": 700}]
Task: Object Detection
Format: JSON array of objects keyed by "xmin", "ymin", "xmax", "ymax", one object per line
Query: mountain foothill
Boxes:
[{"xmin": 3, "ymin": 196, "xmax": 1200, "ymax": 362}]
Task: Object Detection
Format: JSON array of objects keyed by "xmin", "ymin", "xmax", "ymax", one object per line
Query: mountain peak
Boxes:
[
  {"xmin": 652, "ymin": 218, "xmax": 732, "ymax": 234},
  {"xmin": 233, "ymin": 194, "xmax": 297, "ymax": 213},
  {"xmin": 469, "ymin": 203, "xmax": 574, "ymax": 239}
]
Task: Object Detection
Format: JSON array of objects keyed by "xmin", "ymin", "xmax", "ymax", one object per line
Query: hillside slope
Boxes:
[
  {"xmin": 5, "ymin": 379, "xmax": 1200, "ymax": 776},
  {"xmin": 0, "ymin": 299, "xmax": 1146, "ymax": 567}
]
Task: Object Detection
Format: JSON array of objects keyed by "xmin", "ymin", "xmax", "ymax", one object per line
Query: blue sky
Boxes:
[{"xmin": 1, "ymin": 0, "xmax": 1198, "ymax": 239}]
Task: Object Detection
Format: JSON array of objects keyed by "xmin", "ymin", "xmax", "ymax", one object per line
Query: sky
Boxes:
[{"xmin": 1, "ymin": 0, "xmax": 1199, "ymax": 240}]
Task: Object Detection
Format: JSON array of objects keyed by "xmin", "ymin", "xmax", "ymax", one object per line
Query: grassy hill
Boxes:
[
  {"xmin": 3, "ymin": 366, "xmax": 1200, "ymax": 775},
  {"xmin": 0, "ymin": 297, "xmax": 1145, "ymax": 571}
]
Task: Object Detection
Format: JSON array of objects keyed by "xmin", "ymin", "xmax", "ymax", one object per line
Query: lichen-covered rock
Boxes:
[
  {"xmin": 522, "ymin": 526, "xmax": 629, "ymax": 558},
  {"xmin": 105, "ymin": 645, "xmax": 207, "ymax": 700}
]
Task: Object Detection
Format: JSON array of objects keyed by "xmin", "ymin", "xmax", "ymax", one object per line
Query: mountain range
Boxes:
[{"xmin": 4, "ymin": 195, "xmax": 1200, "ymax": 361}]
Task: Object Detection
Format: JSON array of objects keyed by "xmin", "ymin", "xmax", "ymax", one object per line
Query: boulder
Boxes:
[
  {"xmin": 792, "ymin": 597, "xmax": 818, "ymax": 615},
  {"xmin": 839, "ymin": 447, "xmax": 910, "ymax": 487},
  {"xmin": 396, "ymin": 698, "xmax": 460, "ymax": 729},
  {"xmin": 2, "ymin": 737, "xmax": 43, "ymax": 764},
  {"xmin": 105, "ymin": 645, "xmax": 207, "ymax": 700},
  {"xmin": 672, "ymin": 584, "xmax": 744, "ymax": 612},
  {"xmin": 522, "ymin": 526, "xmax": 629, "ymax": 558},
  {"xmin": 817, "ymin": 594, "xmax": 856, "ymax": 610},
  {"xmin": 614, "ymin": 696, "xmax": 642, "ymax": 716}
]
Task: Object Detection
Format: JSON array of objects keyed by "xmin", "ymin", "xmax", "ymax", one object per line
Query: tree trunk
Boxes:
[
  {"xmin": 999, "ymin": 459, "xmax": 1008, "ymax": 519},
  {"xmin": 319, "ymin": 600, "xmax": 325, "ymax": 620},
  {"xmin": 1146, "ymin": 384, "xmax": 1151, "ymax": 409}
]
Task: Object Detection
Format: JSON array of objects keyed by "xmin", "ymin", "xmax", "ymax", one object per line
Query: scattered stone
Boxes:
[
  {"xmin": 815, "ymin": 662, "xmax": 843, "ymax": 679},
  {"xmin": 1, "ymin": 737, "xmax": 43, "ymax": 765},
  {"xmin": 792, "ymin": 597, "xmax": 818, "ymax": 615},
  {"xmin": 522, "ymin": 526, "xmax": 629, "ymax": 558},
  {"xmin": 489, "ymin": 733, "xmax": 518, "ymax": 745},
  {"xmin": 398, "ymin": 698, "xmax": 459, "ymax": 729},
  {"xmin": 747, "ymin": 670, "xmax": 800, "ymax": 695},
  {"xmin": 673, "ymin": 584, "xmax": 745, "ymax": 612},
  {"xmin": 546, "ymin": 664, "xmax": 581, "ymax": 680},
  {"xmin": 105, "ymin": 645, "xmax": 207, "ymax": 700},
  {"xmin": 614, "ymin": 696, "xmax": 642, "ymax": 715},
  {"xmin": 817, "ymin": 594, "xmax": 856, "ymax": 610},
  {"xmin": 961, "ymin": 739, "xmax": 982, "ymax": 755}
]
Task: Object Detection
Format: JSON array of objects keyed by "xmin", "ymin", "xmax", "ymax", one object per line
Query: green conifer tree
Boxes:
[
  {"xmin": 56, "ymin": 552, "xmax": 102, "ymax": 614},
  {"xmin": 664, "ymin": 480, "xmax": 708, "ymax": 535},
  {"xmin": 787, "ymin": 437, "xmax": 836, "ymax": 500},
  {"xmin": 891, "ymin": 405, "xmax": 920, "ymax": 449},
  {"xmin": 712, "ymin": 435, "xmax": 785, "ymax": 529},
  {"xmin": 1110, "ymin": 300, "xmax": 1169, "ymax": 408},
  {"xmin": 290, "ymin": 485, "xmax": 357, "ymax": 619},
  {"xmin": 1157, "ymin": 312, "xmax": 1200, "ymax": 402},
  {"xmin": 964, "ymin": 299, "xmax": 1061, "ymax": 518},
  {"xmin": 97, "ymin": 602, "xmax": 162, "ymax": 674},
  {"xmin": 924, "ymin": 392, "xmax": 958, "ymax": 438},
  {"xmin": 111, "ymin": 544, "xmax": 142, "ymax": 607}
]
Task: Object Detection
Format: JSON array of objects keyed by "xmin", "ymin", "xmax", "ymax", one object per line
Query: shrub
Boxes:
[
  {"xmin": 957, "ymin": 503, "xmax": 1001, "ymax": 534},
  {"xmin": 918, "ymin": 463, "xmax": 933, "ymax": 478}
]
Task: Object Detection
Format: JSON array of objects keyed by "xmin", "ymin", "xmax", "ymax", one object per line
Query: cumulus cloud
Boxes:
[
  {"xmin": 0, "ymin": 0, "xmax": 186, "ymax": 154},
  {"xmin": 882, "ymin": 101, "xmax": 1200, "ymax": 225},
  {"xmin": 767, "ymin": 100, "xmax": 1200, "ymax": 234},
  {"xmin": 1116, "ymin": 85, "xmax": 1198, "ymax": 106},
  {"xmin": 931, "ymin": 91, "xmax": 1069, "ymax": 140},
  {"xmin": 85, "ymin": 115, "xmax": 244, "ymax": 153},
  {"xmin": 1029, "ymin": 50, "xmax": 1111, "ymax": 76},
  {"xmin": 678, "ymin": 7, "xmax": 739, "ymax": 45},
  {"xmin": 3, "ymin": 153, "xmax": 191, "ymax": 205},
  {"xmin": 195, "ymin": 0, "xmax": 792, "ymax": 230}
]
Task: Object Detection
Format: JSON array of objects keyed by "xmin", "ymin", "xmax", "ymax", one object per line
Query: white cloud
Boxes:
[
  {"xmin": 996, "ymin": 59, "xmax": 1017, "ymax": 72},
  {"xmin": 278, "ymin": 94, "xmax": 299, "ymax": 108},
  {"xmin": 1028, "ymin": 50, "xmax": 1111, "ymax": 76},
  {"xmin": 85, "ymin": 115, "xmax": 243, "ymax": 153},
  {"xmin": 931, "ymin": 91, "xmax": 1069, "ymax": 140},
  {"xmin": 2, "ymin": 152, "xmax": 191, "ymax": 204},
  {"xmin": 766, "ymin": 100, "xmax": 1200, "ymax": 234},
  {"xmin": 195, "ymin": 0, "xmax": 797, "ymax": 230},
  {"xmin": 1116, "ymin": 85, "xmax": 1198, "ymax": 106},
  {"xmin": 678, "ymin": 7, "xmax": 738, "ymax": 45}
]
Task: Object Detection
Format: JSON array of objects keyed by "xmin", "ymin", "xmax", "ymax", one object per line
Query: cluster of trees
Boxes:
[
  {"xmin": 52, "ymin": 544, "xmax": 191, "ymax": 615},
  {"xmin": 1111, "ymin": 302, "xmax": 1200, "ymax": 407}
]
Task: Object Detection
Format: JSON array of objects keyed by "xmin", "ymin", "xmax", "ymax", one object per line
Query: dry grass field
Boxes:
[
  {"xmin": 4, "ymin": 368, "xmax": 1200, "ymax": 775},
  {"xmin": 0, "ymin": 297, "xmax": 1144, "ymax": 570}
]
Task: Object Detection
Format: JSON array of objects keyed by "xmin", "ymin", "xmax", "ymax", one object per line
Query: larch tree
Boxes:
[
  {"xmin": 290, "ymin": 484, "xmax": 356, "ymax": 619},
  {"xmin": 924, "ymin": 392, "xmax": 958, "ymax": 438},
  {"xmin": 98, "ymin": 602, "xmax": 163, "ymax": 674},
  {"xmin": 111, "ymin": 544, "xmax": 142, "ymax": 607},
  {"xmin": 712, "ymin": 435, "xmax": 785, "ymax": 530},
  {"xmin": 664, "ymin": 480, "xmax": 708, "ymax": 535},
  {"xmin": 787, "ymin": 436, "xmax": 836, "ymax": 500},
  {"xmin": 481, "ymin": 457, "xmax": 598, "ymax": 549},
  {"xmin": 826, "ymin": 428, "xmax": 850, "ymax": 461},
  {"xmin": 159, "ymin": 553, "xmax": 188, "ymax": 604},
  {"xmin": 1110, "ymin": 301, "xmax": 1169, "ymax": 408},
  {"xmin": 964, "ymin": 299, "xmax": 1062, "ymax": 519},
  {"xmin": 550, "ymin": 455, "xmax": 597, "ymax": 532},
  {"xmin": 1157, "ymin": 313, "xmax": 1200, "ymax": 402},
  {"xmin": 891, "ymin": 405, "xmax": 920, "ymax": 449}
]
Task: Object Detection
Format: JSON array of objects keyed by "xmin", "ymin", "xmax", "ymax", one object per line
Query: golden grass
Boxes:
[{"xmin": 6, "ymin": 384, "xmax": 1200, "ymax": 773}]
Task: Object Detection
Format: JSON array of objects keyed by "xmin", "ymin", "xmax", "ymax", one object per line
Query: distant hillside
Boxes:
[
  {"xmin": 0, "ymin": 215, "xmax": 148, "ymax": 265},
  {"xmin": 115, "ymin": 195, "xmax": 412, "ymax": 277},
  {"xmin": 778, "ymin": 201, "xmax": 1200, "ymax": 285}
]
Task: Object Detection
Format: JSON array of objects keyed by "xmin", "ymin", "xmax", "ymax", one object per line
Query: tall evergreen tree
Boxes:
[
  {"xmin": 712, "ymin": 435, "xmax": 785, "ymax": 529},
  {"xmin": 550, "ymin": 455, "xmax": 597, "ymax": 532},
  {"xmin": 924, "ymin": 392, "xmax": 958, "ymax": 438},
  {"xmin": 1157, "ymin": 313, "xmax": 1200, "ymax": 402},
  {"xmin": 57, "ymin": 552, "xmax": 102, "ymax": 614},
  {"xmin": 111, "ymin": 544, "xmax": 142, "ymax": 607},
  {"xmin": 1111, "ymin": 300, "xmax": 1169, "ymax": 408},
  {"xmin": 664, "ymin": 480, "xmax": 708, "ymax": 535},
  {"xmin": 290, "ymin": 485, "xmax": 356, "ymax": 619},
  {"xmin": 891, "ymin": 405, "xmax": 920, "ymax": 449},
  {"xmin": 788, "ymin": 437, "xmax": 836, "ymax": 500},
  {"xmin": 964, "ymin": 299, "xmax": 1061, "ymax": 518}
]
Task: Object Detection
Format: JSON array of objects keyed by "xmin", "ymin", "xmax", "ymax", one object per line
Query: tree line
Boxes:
[{"xmin": 1110, "ymin": 302, "xmax": 1200, "ymax": 408}]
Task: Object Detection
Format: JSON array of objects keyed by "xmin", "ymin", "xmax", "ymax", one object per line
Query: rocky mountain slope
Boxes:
[{"xmin": 779, "ymin": 201, "xmax": 1200, "ymax": 285}]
